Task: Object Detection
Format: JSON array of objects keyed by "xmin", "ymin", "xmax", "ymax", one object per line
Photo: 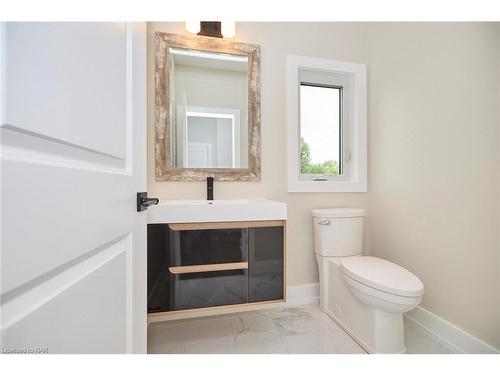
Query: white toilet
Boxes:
[{"xmin": 313, "ymin": 208, "xmax": 424, "ymax": 354}]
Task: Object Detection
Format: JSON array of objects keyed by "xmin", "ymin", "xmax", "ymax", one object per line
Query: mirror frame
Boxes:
[{"xmin": 154, "ymin": 32, "xmax": 261, "ymax": 181}]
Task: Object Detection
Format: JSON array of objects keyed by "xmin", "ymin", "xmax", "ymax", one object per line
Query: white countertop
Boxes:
[{"xmin": 148, "ymin": 199, "xmax": 287, "ymax": 224}]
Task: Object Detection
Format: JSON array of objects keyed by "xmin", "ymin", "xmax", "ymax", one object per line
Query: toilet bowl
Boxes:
[{"xmin": 313, "ymin": 208, "xmax": 424, "ymax": 353}]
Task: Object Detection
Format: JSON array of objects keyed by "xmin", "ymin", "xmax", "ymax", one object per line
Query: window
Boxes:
[
  {"xmin": 287, "ymin": 55, "xmax": 367, "ymax": 192},
  {"xmin": 300, "ymin": 83, "xmax": 342, "ymax": 178}
]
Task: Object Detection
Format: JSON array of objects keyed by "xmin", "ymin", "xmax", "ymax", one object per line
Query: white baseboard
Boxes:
[
  {"xmin": 405, "ymin": 306, "xmax": 499, "ymax": 354},
  {"xmin": 287, "ymin": 283, "xmax": 320, "ymax": 305}
]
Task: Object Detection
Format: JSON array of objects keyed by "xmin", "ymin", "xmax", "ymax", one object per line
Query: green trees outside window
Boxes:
[{"xmin": 300, "ymin": 137, "xmax": 339, "ymax": 175}]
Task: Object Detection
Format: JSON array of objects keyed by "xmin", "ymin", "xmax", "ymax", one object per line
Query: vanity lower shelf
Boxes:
[{"xmin": 147, "ymin": 220, "xmax": 286, "ymax": 317}]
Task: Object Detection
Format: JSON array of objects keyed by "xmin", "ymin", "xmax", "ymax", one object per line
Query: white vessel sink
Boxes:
[{"xmin": 148, "ymin": 199, "xmax": 287, "ymax": 224}]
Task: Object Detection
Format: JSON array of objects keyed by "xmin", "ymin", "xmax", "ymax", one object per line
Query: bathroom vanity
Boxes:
[
  {"xmin": 147, "ymin": 200, "xmax": 287, "ymax": 319},
  {"xmin": 148, "ymin": 33, "xmax": 276, "ymax": 321}
]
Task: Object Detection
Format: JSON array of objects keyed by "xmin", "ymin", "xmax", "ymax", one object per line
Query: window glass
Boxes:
[{"xmin": 299, "ymin": 84, "xmax": 341, "ymax": 176}]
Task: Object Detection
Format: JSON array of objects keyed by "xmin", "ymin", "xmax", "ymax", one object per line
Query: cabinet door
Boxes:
[
  {"xmin": 170, "ymin": 228, "xmax": 248, "ymax": 266},
  {"xmin": 248, "ymin": 226, "xmax": 284, "ymax": 302},
  {"xmin": 148, "ymin": 225, "xmax": 249, "ymax": 313},
  {"xmin": 170, "ymin": 269, "xmax": 247, "ymax": 310},
  {"xmin": 147, "ymin": 224, "xmax": 171, "ymax": 313}
]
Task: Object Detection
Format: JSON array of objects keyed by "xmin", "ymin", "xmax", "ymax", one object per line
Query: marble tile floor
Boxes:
[{"xmin": 147, "ymin": 303, "xmax": 453, "ymax": 354}]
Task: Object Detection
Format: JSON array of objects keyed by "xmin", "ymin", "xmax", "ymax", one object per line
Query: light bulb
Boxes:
[
  {"xmin": 185, "ymin": 21, "xmax": 200, "ymax": 34},
  {"xmin": 221, "ymin": 21, "xmax": 236, "ymax": 38}
]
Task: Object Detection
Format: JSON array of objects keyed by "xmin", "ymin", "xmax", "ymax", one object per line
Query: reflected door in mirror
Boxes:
[{"xmin": 184, "ymin": 110, "xmax": 238, "ymax": 168}]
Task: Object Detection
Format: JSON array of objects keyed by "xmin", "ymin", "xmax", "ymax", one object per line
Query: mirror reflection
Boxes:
[{"xmin": 170, "ymin": 48, "xmax": 249, "ymax": 169}]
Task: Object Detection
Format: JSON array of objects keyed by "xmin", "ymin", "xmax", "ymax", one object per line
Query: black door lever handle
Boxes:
[{"xmin": 137, "ymin": 192, "xmax": 159, "ymax": 212}]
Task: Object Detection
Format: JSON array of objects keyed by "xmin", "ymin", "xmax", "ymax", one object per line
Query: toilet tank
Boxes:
[{"xmin": 312, "ymin": 208, "xmax": 365, "ymax": 257}]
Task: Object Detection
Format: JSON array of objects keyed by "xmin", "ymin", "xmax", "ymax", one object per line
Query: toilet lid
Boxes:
[{"xmin": 340, "ymin": 256, "xmax": 424, "ymax": 297}]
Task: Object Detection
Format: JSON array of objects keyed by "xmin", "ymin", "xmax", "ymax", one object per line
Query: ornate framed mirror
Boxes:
[{"xmin": 155, "ymin": 32, "xmax": 261, "ymax": 181}]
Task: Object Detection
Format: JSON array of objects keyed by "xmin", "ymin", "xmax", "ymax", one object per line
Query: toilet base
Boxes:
[
  {"xmin": 325, "ymin": 308, "xmax": 406, "ymax": 354},
  {"xmin": 317, "ymin": 255, "xmax": 408, "ymax": 354}
]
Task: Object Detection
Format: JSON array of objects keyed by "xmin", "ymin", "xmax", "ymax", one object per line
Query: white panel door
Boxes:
[
  {"xmin": 188, "ymin": 143, "xmax": 212, "ymax": 168},
  {"xmin": 0, "ymin": 22, "xmax": 147, "ymax": 353}
]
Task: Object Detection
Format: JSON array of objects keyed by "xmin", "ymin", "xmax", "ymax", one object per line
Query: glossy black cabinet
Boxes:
[
  {"xmin": 171, "ymin": 270, "xmax": 247, "ymax": 310},
  {"xmin": 147, "ymin": 224, "xmax": 171, "ymax": 313},
  {"xmin": 170, "ymin": 228, "xmax": 248, "ymax": 266},
  {"xmin": 248, "ymin": 227, "xmax": 284, "ymax": 302},
  {"xmin": 147, "ymin": 223, "xmax": 284, "ymax": 314}
]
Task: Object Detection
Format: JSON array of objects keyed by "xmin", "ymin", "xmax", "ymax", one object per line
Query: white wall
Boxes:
[
  {"xmin": 147, "ymin": 22, "xmax": 500, "ymax": 349},
  {"xmin": 365, "ymin": 23, "xmax": 500, "ymax": 349}
]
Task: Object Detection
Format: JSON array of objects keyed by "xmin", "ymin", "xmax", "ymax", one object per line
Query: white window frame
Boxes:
[{"xmin": 287, "ymin": 55, "xmax": 367, "ymax": 193}]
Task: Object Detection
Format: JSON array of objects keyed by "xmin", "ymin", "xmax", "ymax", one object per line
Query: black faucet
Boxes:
[{"xmin": 207, "ymin": 176, "xmax": 214, "ymax": 201}]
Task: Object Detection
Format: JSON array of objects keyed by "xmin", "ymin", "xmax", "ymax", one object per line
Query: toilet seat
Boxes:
[
  {"xmin": 342, "ymin": 272, "xmax": 422, "ymax": 308},
  {"xmin": 341, "ymin": 256, "xmax": 424, "ymax": 297}
]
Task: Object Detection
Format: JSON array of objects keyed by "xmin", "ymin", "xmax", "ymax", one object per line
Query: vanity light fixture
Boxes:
[
  {"xmin": 221, "ymin": 21, "xmax": 236, "ymax": 38},
  {"xmin": 184, "ymin": 21, "xmax": 236, "ymax": 38},
  {"xmin": 184, "ymin": 21, "xmax": 201, "ymax": 34}
]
